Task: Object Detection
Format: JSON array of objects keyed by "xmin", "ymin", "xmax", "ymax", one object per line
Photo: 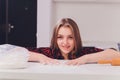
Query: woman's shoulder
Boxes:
[
  {"xmin": 81, "ymin": 46, "xmax": 104, "ymax": 53},
  {"xmin": 26, "ymin": 47, "xmax": 52, "ymax": 52},
  {"xmin": 27, "ymin": 47, "xmax": 54, "ymax": 58}
]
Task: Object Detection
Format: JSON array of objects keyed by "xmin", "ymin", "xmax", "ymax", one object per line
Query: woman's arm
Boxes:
[
  {"xmin": 28, "ymin": 51, "xmax": 59, "ymax": 64},
  {"xmin": 66, "ymin": 49, "xmax": 120, "ymax": 65},
  {"xmin": 84, "ymin": 49, "xmax": 120, "ymax": 63}
]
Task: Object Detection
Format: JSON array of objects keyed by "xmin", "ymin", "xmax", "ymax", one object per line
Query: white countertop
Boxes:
[{"xmin": 0, "ymin": 62, "xmax": 120, "ymax": 80}]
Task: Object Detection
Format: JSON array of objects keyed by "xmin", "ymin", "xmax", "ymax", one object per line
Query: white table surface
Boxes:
[{"xmin": 0, "ymin": 62, "xmax": 120, "ymax": 80}]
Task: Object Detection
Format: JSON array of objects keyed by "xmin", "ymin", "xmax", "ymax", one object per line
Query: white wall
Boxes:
[
  {"xmin": 37, "ymin": 0, "xmax": 120, "ymax": 47},
  {"xmin": 37, "ymin": 0, "xmax": 52, "ymax": 47},
  {"xmin": 53, "ymin": 0, "xmax": 120, "ymax": 43}
]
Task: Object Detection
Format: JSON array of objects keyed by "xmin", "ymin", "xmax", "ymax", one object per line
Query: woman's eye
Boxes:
[
  {"xmin": 57, "ymin": 36, "xmax": 62, "ymax": 38},
  {"xmin": 69, "ymin": 36, "xmax": 73, "ymax": 39}
]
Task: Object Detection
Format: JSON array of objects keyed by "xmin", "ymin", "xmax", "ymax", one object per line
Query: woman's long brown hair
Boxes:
[{"xmin": 50, "ymin": 18, "xmax": 82, "ymax": 59}]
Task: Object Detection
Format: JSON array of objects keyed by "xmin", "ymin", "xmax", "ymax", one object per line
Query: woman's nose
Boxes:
[{"xmin": 62, "ymin": 38, "xmax": 68, "ymax": 45}]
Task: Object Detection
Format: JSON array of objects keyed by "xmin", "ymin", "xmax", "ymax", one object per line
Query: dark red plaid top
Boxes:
[{"xmin": 27, "ymin": 47, "xmax": 103, "ymax": 60}]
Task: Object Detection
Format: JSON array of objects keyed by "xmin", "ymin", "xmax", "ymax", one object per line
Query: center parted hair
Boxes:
[{"xmin": 50, "ymin": 18, "xmax": 82, "ymax": 58}]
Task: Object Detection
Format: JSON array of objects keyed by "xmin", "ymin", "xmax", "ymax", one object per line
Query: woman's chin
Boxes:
[{"xmin": 62, "ymin": 50, "xmax": 71, "ymax": 54}]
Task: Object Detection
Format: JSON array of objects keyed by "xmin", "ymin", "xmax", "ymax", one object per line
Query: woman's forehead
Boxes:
[{"xmin": 58, "ymin": 27, "xmax": 73, "ymax": 35}]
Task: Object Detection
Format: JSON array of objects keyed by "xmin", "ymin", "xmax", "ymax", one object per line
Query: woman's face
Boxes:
[{"xmin": 57, "ymin": 26, "xmax": 75, "ymax": 55}]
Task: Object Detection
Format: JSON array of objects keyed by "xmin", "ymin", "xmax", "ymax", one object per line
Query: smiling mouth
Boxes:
[{"xmin": 62, "ymin": 46, "xmax": 70, "ymax": 50}]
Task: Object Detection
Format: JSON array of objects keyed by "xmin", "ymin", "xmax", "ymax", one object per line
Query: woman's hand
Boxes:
[
  {"xmin": 65, "ymin": 55, "xmax": 88, "ymax": 65},
  {"xmin": 37, "ymin": 54, "xmax": 60, "ymax": 65}
]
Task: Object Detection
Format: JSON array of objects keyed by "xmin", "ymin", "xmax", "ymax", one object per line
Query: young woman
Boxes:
[{"xmin": 28, "ymin": 18, "xmax": 120, "ymax": 65}]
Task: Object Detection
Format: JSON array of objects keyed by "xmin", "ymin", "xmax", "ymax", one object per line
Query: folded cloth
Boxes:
[{"xmin": 0, "ymin": 44, "xmax": 29, "ymax": 69}]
